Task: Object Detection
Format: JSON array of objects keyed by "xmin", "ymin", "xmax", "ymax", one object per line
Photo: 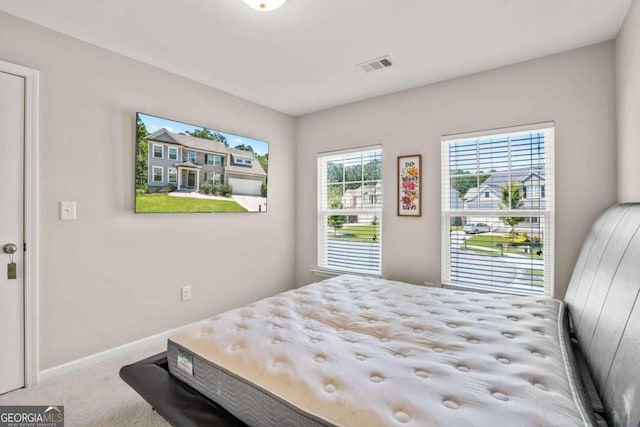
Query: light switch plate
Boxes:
[{"xmin": 60, "ymin": 201, "xmax": 77, "ymax": 220}]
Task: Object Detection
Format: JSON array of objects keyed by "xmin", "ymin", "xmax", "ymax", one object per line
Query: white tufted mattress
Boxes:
[{"xmin": 168, "ymin": 275, "xmax": 595, "ymax": 426}]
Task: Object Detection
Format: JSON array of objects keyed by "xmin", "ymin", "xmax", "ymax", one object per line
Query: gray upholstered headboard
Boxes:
[{"xmin": 564, "ymin": 203, "xmax": 640, "ymax": 427}]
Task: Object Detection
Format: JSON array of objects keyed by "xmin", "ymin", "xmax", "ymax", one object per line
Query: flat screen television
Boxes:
[{"xmin": 135, "ymin": 112, "xmax": 269, "ymax": 213}]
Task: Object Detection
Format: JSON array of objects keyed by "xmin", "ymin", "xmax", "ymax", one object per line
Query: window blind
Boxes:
[
  {"xmin": 317, "ymin": 146, "xmax": 382, "ymax": 275},
  {"xmin": 441, "ymin": 123, "xmax": 554, "ymax": 295}
]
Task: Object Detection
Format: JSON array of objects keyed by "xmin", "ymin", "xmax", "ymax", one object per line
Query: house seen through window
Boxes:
[
  {"xmin": 317, "ymin": 146, "xmax": 382, "ymax": 275},
  {"xmin": 441, "ymin": 123, "xmax": 554, "ymax": 295}
]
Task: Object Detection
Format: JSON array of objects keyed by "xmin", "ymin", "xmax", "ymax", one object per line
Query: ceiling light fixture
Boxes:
[{"xmin": 243, "ymin": 0, "xmax": 287, "ymax": 12}]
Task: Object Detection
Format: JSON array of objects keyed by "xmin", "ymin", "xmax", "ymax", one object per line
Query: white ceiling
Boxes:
[{"xmin": 0, "ymin": 0, "xmax": 632, "ymax": 116}]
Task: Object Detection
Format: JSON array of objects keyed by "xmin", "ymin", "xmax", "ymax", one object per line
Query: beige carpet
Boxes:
[{"xmin": 0, "ymin": 343, "xmax": 170, "ymax": 426}]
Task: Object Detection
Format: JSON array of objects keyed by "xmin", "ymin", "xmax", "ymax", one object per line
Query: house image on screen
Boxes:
[{"xmin": 144, "ymin": 128, "xmax": 267, "ymax": 196}]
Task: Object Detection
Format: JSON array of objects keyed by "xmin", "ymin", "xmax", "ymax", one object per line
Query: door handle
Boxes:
[{"xmin": 3, "ymin": 243, "xmax": 17, "ymax": 255}]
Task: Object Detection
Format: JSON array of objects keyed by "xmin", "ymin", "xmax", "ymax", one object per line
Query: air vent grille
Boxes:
[{"xmin": 358, "ymin": 55, "xmax": 394, "ymax": 73}]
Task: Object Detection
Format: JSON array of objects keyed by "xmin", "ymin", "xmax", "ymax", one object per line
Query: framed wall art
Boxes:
[{"xmin": 398, "ymin": 154, "xmax": 421, "ymax": 216}]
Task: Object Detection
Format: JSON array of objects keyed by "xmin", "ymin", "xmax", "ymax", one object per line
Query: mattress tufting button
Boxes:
[
  {"xmin": 415, "ymin": 369, "xmax": 429, "ymax": 378},
  {"xmin": 533, "ymin": 329, "xmax": 544, "ymax": 336},
  {"xmin": 355, "ymin": 354, "xmax": 368, "ymax": 361},
  {"xmin": 507, "ymin": 316, "xmax": 518, "ymax": 321},
  {"xmin": 443, "ymin": 399, "xmax": 459, "ymax": 409},
  {"xmin": 393, "ymin": 411, "xmax": 411, "ymax": 423},
  {"xmin": 368, "ymin": 319, "xmax": 377, "ymax": 323},
  {"xmin": 370, "ymin": 375, "xmax": 384, "ymax": 383},
  {"xmin": 446, "ymin": 323, "xmax": 458, "ymax": 328},
  {"xmin": 467, "ymin": 338, "xmax": 479, "ymax": 344},
  {"xmin": 270, "ymin": 339, "xmax": 281, "ymax": 344},
  {"xmin": 310, "ymin": 338, "xmax": 319, "ymax": 343},
  {"xmin": 323, "ymin": 383, "xmax": 337, "ymax": 393},
  {"xmin": 531, "ymin": 351, "xmax": 545, "ymax": 358},
  {"xmin": 497, "ymin": 356, "xmax": 511, "ymax": 364},
  {"xmin": 533, "ymin": 314, "xmax": 545, "ymax": 319},
  {"xmin": 433, "ymin": 347, "xmax": 445, "ymax": 353},
  {"xmin": 512, "ymin": 304, "xmax": 522, "ymax": 308},
  {"xmin": 533, "ymin": 382, "xmax": 549, "ymax": 391},
  {"xmin": 314, "ymin": 355, "xmax": 326, "ymax": 363},
  {"xmin": 502, "ymin": 332, "xmax": 515, "ymax": 339},
  {"xmin": 394, "ymin": 353, "xmax": 406, "ymax": 359},
  {"xmin": 413, "ymin": 328, "xmax": 424, "ymax": 333},
  {"xmin": 380, "ymin": 337, "xmax": 390, "ymax": 342},
  {"xmin": 491, "ymin": 391, "xmax": 509, "ymax": 401},
  {"xmin": 456, "ymin": 365, "xmax": 470, "ymax": 372}
]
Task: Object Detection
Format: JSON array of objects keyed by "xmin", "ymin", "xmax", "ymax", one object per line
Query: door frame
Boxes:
[{"xmin": 0, "ymin": 59, "xmax": 39, "ymax": 387}]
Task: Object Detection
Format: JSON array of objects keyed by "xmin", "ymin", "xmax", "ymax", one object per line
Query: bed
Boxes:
[{"xmin": 121, "ymin": 203, "xmax": 640, "ymax": 426}]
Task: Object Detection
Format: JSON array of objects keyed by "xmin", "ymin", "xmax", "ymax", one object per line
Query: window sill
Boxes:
[
  {"xmin": 442, "ymin": 282, "xmax": 548, "ymax": 297},
  {"xmin": 311, "ymin": 268, "xmax": 381, "ymax": 279}
]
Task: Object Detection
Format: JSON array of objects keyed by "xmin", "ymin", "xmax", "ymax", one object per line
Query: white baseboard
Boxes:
[{"xmin": 37, "ymin": 318, "xmax": 209, "ymax": 384}]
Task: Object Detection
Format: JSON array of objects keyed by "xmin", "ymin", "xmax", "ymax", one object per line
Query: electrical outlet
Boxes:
[{"xmin": 181, "ymin": 285, "xmax": 192, "ymax": 302}]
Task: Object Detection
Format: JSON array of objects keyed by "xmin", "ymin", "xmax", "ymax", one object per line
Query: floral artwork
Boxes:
[{"xmin": 398, "ymin": 155, "xmax": 421, "ymax": 216}]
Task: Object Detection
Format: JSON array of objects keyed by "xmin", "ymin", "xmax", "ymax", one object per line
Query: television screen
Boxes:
[{"xmin": 135, "ymin": 113, "xmax": 269, "ymax": 213}]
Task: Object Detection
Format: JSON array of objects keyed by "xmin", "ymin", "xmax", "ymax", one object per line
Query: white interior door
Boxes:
[{"xmin": 0, "ymin": 70, "xmax": 25, "ymax": 394}]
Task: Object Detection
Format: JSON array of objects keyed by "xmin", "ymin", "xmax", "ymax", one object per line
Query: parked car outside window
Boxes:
[{"xmin": 463, "ymin": 223, "xmax": 491, "ymax": 234}]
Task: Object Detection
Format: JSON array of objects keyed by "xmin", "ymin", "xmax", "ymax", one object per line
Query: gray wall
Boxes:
[
  {"xmin": 617, "ymin": 0, "xmax": 640, "ymax": 202},
  {"xmin": 0, "ymin": 12, "xmax": 296, "ymax": 370},
  {"xmin": 295, "ymin": 42, "xmax": 617, "ymax": 300}
]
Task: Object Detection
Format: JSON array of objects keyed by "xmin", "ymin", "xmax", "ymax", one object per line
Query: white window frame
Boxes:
[
  {"xmin": 153, "ymin": 144, "xmax": 163, "ymax": 159},
  {"xmin": 168, "ymin": 147, "xmax": 178, "ymax": 160},
  {"xmin": 168, "ymin": 167, "xmax": 177, "ymax": 184},
  {"xmin": 316, "ymin": 145, "xmax": 383, "ymax": 276},
  {"xmin": 188, "ymin": 151, "xmax": 196, "ymax": 163},
  {"xmin": 441, "ymin": 122, "xmax": 554, "ymax": 296},
  {"xmin": 152, "ymin": 166, "xmax": 164, "ymax": 183},
  {"xmin": 207, "ymin": 154, "xmax": 223, "ymax": 166}
]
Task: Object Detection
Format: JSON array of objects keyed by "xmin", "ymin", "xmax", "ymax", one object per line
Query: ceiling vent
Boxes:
[{"xmin": 358, "ymin": 55, "xmax": 394, "ymax": 73}]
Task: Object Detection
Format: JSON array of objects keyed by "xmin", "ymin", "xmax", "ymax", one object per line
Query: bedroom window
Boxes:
[
  {"xmin": 317, "ymin": 146, "xmax": 382, "ymax": 275},
  {"xmin": 168, "ymin": 147, "xmax": 178, "ymax": 160},
  {"xmin": 441, "ymin": 123, "xmax": 554, "ymax": 295}
]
